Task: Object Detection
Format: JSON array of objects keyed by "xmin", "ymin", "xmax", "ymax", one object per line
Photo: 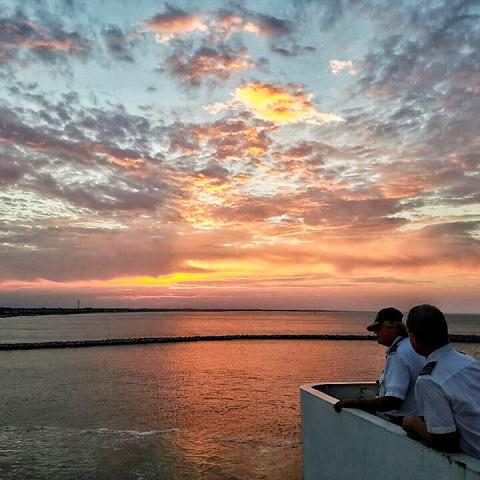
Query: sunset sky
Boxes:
[{"xmin": 0, "ymin": 0, "xmax": 479, "ymax": 312}]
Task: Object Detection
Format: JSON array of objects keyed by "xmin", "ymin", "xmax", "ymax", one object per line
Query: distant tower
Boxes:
[{"xmin": 77, "ymin": 299, "xmax": 80, "ymax": 309}]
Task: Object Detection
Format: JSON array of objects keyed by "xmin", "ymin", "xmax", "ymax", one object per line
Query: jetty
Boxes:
[{"xmin": 1, "ymin": 333, "xmax": 479, "ymax": 351}]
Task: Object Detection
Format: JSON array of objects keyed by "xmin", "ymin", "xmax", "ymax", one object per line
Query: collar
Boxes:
[
  {"xmin": 386, "ymin": 336, "xmax": 404, "ymax": 356},
  {"xmin": 426, "ymin": 344, "xmax": 453, "ymax": 362}
]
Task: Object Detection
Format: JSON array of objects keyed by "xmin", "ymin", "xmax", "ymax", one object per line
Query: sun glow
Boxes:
[{"xmin": 233, "ymin": 83, "xmax": 344, "ymax": 124}]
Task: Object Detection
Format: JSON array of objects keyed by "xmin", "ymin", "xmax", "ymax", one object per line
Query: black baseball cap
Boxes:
[{"xmin": 366, "ymin": 307, "xmax": 404, "ymax": 332}]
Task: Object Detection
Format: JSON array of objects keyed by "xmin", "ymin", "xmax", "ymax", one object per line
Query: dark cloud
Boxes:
[
  {"xmin": 0, "ymin": 97, "xmax": 174, "ymax": 212},
  {"xmin": 301, "ymin": 192, "xmax": 406, "ymax": 231},
  {"xmin": 229, "ymin": 6, "xmax": 294, "ymax": 37},
  {"xmin": 194, "ymin": 116, "xmax": 273, "ymax": 161},
  {"xmin": 353, "ymin": 276, "xmax": 432, "ymax": 285},
  {"xmin": 145, "ymin": 5, "xmax": 291, "ymax": 86},
  {"xmin": 142, "ymin": 4, "xmax": 204, "ymax": 44},
  {"xmin": 0, "ymin": 8, "xmax": 91, "ymax": 67},
  {"xmin": 282, "ymin": 141, "xmax": 337, "ymax": 163},
  {"xmin": 0, "ymin": 224, "xmax": 181, "ymax": 282},
  {"xmin": 270, "ymin": 45, "xmax": 315, "ymax": 57},
  {"xmin": 355, "ymin": 2, "xmax": 480, "ymax": 131},
  {"xmin": 197, "ymin": 162, "xmax": 230, "ymax": 181},
  {"xmin": 163, "ymin": 45, "xmax": 260, "ymax": 86},
  {"xmin": 0, "ymin": 148, "xmax": 26, "ymax": 186},
  {"xmin": 215, "ymin": 196, "xmax": 287, "ymax": 223},
  {"xmin": 143, "ymin": 4, "xmax": 294, "ymax": 42},
  {"xmin": 28, "ymin": 172, "xmax": 169, "ymax": 211},
  {"xmin": 421, "ymin": 221, "xmax": 480, "ymax": 238},
  {"xmin": 327, "ymin": 1, "xmax": 480, "ymax": 221},
  {"xmin": 102, "ymin": 25, "xmax": 137, "ymax": 63}
]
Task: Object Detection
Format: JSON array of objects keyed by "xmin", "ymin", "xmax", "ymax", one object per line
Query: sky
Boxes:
[{"xmin": 0, "ymin": 0, "xmax": 479, "ymax": 312}]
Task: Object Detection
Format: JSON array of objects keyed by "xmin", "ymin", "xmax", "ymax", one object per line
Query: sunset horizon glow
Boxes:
[{"xmin": 1, "ymin": 1, "xmax": 479, "ymax": 313}]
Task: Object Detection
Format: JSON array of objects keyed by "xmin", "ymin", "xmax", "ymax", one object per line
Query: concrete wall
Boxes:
[{"xmin": 301, "ymin": 383, "xmax": 480, "ymax": 480}]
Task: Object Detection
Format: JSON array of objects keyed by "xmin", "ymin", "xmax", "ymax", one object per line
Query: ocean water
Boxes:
[
  {"xmin": 1, "ymin": 310, "xmax": 479, "ymax": 343},
  {"xmin": 1, "ymin": 311, "xmax": 479, "ymax": 479}
]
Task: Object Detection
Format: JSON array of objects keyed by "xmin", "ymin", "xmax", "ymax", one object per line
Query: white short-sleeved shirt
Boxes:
[
  {"xmin": 378, "ymin": 336, "xmax": 425, "ymax": 417},
  {"xmin": 415, "ymin": 344, "xmax": 480, "ymax": 459}
]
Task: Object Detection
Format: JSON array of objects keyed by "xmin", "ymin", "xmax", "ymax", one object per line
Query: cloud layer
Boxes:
[{"xmin": 1, "ymin": 0, "xmax": 479, "ymax": 311}]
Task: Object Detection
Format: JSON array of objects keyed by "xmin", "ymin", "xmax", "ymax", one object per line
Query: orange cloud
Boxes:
[
  {"xmin": 143, "ymin": 9, "xmax": 206, "ymax": 43},
  {"xmin": 213, "ymin": 11, "xmax": 292, "ymax": 38},
  {"xmin": 2, "ymin": 216, "xmax": 480, "ymax": 312},
  {"xmin": 18, "ymin": 38, "xmax": 81, "ymax": 53},
  {"xmin": 231, "ymin": 83, "xmax": 345, "ymax": 125},
  {"xmin": 166, "ymin": 46, "xmax": 257, "ymax": 85},
  {"xmin": 143, "ymin": 8, "xmax": 291, "ymax": 44},
  {"xmin": 0, "ymin": 13, "xmax": 91, "ymax": 60},
  {"xmin": 104, "ymin": 154, "xmax": 145, "ymax": 171},
  {"xmin": 191, "ymin": 117, "xmax": 273, "ymax": 160}
]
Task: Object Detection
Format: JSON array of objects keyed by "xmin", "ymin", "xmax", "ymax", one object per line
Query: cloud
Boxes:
[
  {"xmin": 329, "ymin": 59, "xmax": 357, "ymax": 76},
  {"xmin": 271, "ymin": 45, "xmax": 315, "ymax": 57},
  {"xmin": 0, "ymin": 103, "xmax": 150, "ymax": 172},
  {"xmin": 215, "ymin": 7, "xmax": 293, "ymax": 38},
  {"xmin": 0, "ymin": 222, "xmax": 185, "ymax": 282},
  {"xmin": 102, "ymin": 25, "xmax": 139, "ymax": 63},
  {"xmin": 2, "ymin": 0, "xmax": 480, "ymax": 310},
  {"xmin": 0, "ymin": 98, "xmax": 174, "ymax": 212},
  {"xmin": 0, "ymin": 9, "xmax": 90, "ymax": 66},
  {"xmin": 189, "ymin": 116, "xmax": 273, "ymax": 161},
  {"xmin": 343, "ymin": 1, "xmax": 480, "ymax": 221},
  {"xmin": 164, "ymin": 46, "xmax": 261, "ymax": 86},
  {"xmin": 0, "ymin": 148, "xmax": 26, "ymax": 186},
  {"xmin": 142, "ymin": 5, "xmax": 206, "ymax": 43},
  {"xmin": 202, "ymin": 102, "xmax": 230, "ymax": 115},
  {"xmin": 197, "ymin": 162, "xmax": 230, "ymax": 181},
  {"xmin": 143, "ymin": 6, "xmax": 293, "ymax": 44},
  {"xmin": 144, "ymin": 6, "xmax": 292, "ymax": 85},
  {"xmin": 231, "ymin": 82, "xmax": 345, "ymax": 124}
]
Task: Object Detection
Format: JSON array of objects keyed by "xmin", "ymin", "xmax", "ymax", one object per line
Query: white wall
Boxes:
[{"xmin": 301, "ymin": 383, "xmax": 480, "ymax": 480}]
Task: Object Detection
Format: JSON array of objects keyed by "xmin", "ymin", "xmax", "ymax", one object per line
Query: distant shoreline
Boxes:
[
  {"xmin": 0, "ymin": 307, "xmax": 352, "ymax": 318},
  {"xmin": 1, "ymin": 333, "xmax": 480, "ymax": 351},
  {"xmin": 1, "ymin": 307, "xmax": 478, "ymax": 319}
]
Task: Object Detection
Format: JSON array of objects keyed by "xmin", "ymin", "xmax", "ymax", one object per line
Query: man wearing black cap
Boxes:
[{"xmin": 334, "ymin": 307, "xmax": 425, "ymax": 424}]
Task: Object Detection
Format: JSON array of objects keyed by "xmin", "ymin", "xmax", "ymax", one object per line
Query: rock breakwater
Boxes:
[{"xmin": 1, "ymin": 333, "xmax": 479, "ymax": 351}]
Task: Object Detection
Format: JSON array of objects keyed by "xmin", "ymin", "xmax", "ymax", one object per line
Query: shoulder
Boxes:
[
  {"xmin": 416, "ymin": 370, "xmax": 445, "ymax": 398},
  {"xmin": 443, "ymin": 352, "xmax": 480, "ymax": 388},
  {"xmin": 416, "ymin": 362, "xmax": 440, "ymax": 389},
  {"xmin": 395, "ymin": 337, "xmax": 412, "ymax": 354},
  {"xmin": 395, "ymin": 338, "xmax": 422, "ymax": 363},
  {"xmin": 387, "ymin": 337, "xmax": 408, "ymax": 356},
  {"xmin": 419, "ymin": 361, "xmax": 437, "ymax": 376},
  {"xmin": 450, "ymin": 349, "xmax": 478, "ymax": 368},
  {"xmin": 421, "ymin": 349, "xmax": 477, "ymax": 387},
  {"xmin": 437, "ymin": 349, "xmax": 477, "ymax": 377}
]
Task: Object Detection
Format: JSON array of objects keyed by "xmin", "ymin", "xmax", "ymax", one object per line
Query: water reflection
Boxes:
[
  {"xmin": 2, "ymin": 340, "xmax": 478, "ymax": 479},
  {"xmin": 2, "ymin": 340, "xmax": 386, "ymax": 479}
]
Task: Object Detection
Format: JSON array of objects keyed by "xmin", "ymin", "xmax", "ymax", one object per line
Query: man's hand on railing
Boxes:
[{"xmin": 334, "ymin": 399, "xmax": 357, "ymax": 412}]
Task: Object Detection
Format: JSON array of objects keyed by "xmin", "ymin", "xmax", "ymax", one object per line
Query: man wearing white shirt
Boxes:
[
  {"xmin": 334, "ymin": 307, "xmax": 424, "ymax": 424},
  {"xmin": 402, "ymin": 304, "xmax": 480, "ymax": 459}
]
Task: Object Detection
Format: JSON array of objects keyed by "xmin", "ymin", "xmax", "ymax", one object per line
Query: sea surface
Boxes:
[{"xmin": 1, "ymin": 311, "xmax": 479, "ymax": 479}]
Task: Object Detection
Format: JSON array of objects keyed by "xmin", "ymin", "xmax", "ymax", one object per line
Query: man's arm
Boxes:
[
  {"xmin": 402, "ymin": 415, "xmax": 459, "ymax": 452},
  {"xmin": 403, "ymin": 377, "xmax": 459, "ymax": 452},
  {"xmin": 334, "ymin": 396, "xmax": 402, "ymax": 413}
]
